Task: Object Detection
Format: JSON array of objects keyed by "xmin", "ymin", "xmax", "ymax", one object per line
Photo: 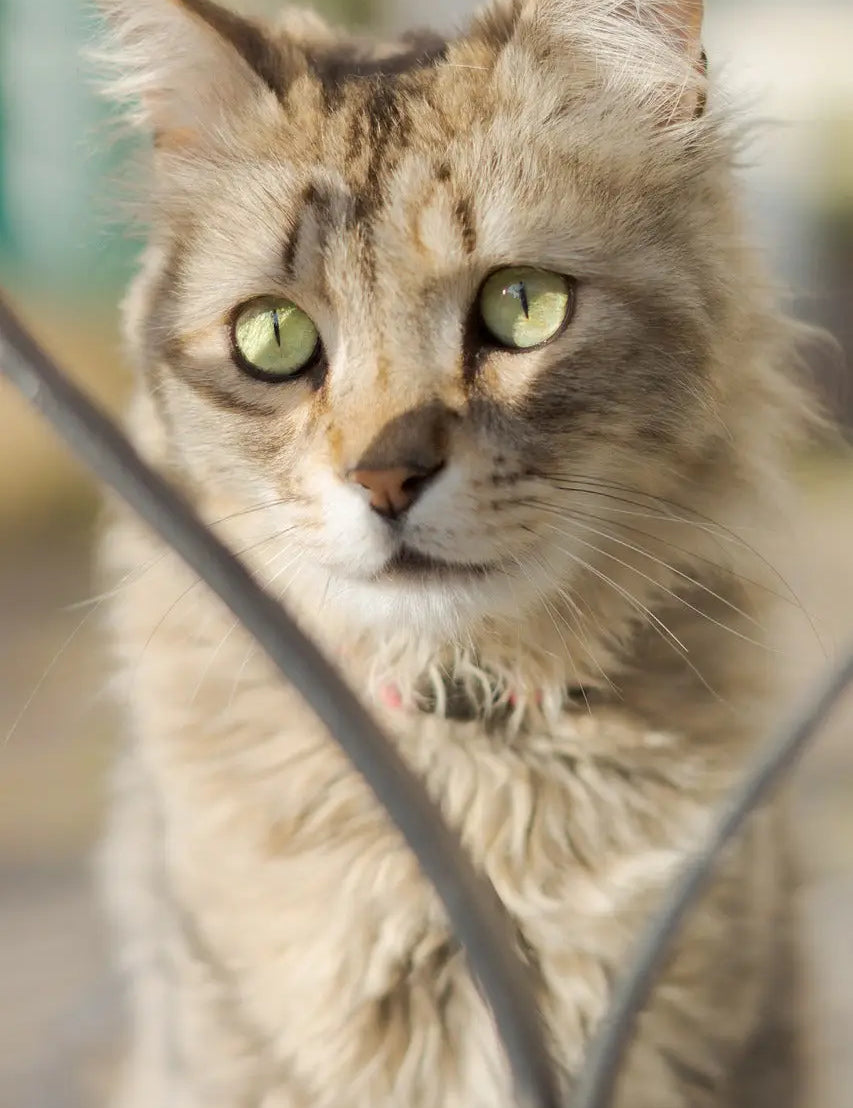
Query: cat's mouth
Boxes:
[{"xmin": 378, "ymin": 545, "xmax": 497, "ymax": 581}]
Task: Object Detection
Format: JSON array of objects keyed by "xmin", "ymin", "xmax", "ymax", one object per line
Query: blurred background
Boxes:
[{"xmin": 0, "ymin": 0, "xmax": 851, "ymax": 1105}]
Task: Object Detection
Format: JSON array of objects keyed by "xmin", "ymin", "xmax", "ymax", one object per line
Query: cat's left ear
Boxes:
[
  {"xmin": 645, "ymin": 0, "xmax": 704, "ymax": 58},
  {"xmin": 635, "ymin": 0, "xmax": 706, "ymax": 118},
  {"xmin": 602, "ymin": 0, "xmax": 706, "ymax": 120},
  {"xmin": 504, "ymin": 0, "xmax": 707, "ymax": 122},
  {"xmin": 94, "ymin": 0, "xmax": 301, "ymax": 146}
]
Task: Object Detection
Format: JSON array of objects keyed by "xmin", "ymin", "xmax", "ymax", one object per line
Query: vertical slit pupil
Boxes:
[
  {"xmin": 507, "ymin": 281, "xmax": 530, "ymax": 320},
  {"xmin": 272, "ymin": 309, "xmax": 281, "ymax": 347}
]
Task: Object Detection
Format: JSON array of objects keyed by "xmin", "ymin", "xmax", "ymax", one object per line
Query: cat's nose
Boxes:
[
  {"xmin": 346, "ymin": 400, "xmax": 452, "ymax": 519},
  {"xmin": 349, "ymin": 462, "xmax": 444, "ymax": 519}
]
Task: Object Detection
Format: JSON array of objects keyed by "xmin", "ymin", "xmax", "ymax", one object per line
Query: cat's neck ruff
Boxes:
[{"xmin": 375, "ymin": 670, "xmax": 594, "ymax": 726}]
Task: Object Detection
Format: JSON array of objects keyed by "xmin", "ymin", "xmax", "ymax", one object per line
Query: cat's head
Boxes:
[{"xmin": 98, "ymin": 0, "xmax": 805, "ymax": 649}]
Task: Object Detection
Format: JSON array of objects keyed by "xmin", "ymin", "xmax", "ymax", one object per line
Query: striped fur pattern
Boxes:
[{"xmin": 95, "ymin": 1, "xmax": 812, "ymax": 1105}]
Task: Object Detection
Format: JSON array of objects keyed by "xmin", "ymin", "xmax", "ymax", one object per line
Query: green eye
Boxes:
[
  {"xmin": 479, "ymin": 267, "xmax": 574, "ymax": 350},
  {"xmin": 232, "ymin": 298, "xmax": 320, "ymax": 379}
]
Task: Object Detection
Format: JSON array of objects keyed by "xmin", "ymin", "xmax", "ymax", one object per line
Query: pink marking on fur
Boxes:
[
  {"xmin": 379, "ymin": 683, "xmax": 404, "ymax": 710},
  {"xmin": 508, "ymin": 690, "xmax": 540, "ymax": 709}
]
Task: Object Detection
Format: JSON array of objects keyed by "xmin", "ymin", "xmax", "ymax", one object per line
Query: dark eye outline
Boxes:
[
  {"xmin": 228, "ymin": 298, "xmax": 325, "ymax": 383},
  {"xmin": 474, "ymin": 267, "xmax": 577, "ymax": 353}
]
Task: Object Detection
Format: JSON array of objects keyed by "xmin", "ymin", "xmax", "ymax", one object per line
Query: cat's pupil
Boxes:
[{"xmin": 508, "ymin": 282, "xmax": 530, "ymax": 319}]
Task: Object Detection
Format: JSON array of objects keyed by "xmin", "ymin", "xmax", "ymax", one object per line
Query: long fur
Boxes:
[{"xmin": 94, "ymin": 1, "xmax": 816, "ymax": 1105}]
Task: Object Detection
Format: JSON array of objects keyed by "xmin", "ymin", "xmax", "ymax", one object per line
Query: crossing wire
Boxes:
[{"xmin": 3, "ymin": 289, "xmax": 852, "ymax": 1108}]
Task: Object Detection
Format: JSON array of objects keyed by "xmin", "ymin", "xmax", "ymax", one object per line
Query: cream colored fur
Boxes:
[{"xmin": 95, "ymin": 1, "xmax": 813, "ymax": 1105}]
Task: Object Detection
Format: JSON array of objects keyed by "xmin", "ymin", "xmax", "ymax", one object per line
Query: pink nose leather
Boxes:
[{"xmin": 349, "ymin": 466, "xmax": 424, "ymax": 518}]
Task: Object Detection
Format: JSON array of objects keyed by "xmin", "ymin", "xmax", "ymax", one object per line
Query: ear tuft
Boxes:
[
  {"xmin": 93, "ymin": 0, "xmax": 298, "ymax": 142},
  {"xmin": 510, "ymin": 0, "xmax": 707, "ymax": 123},
  {"xmin": 629, "ymin": 0, "xmax": 705, "ymax": 117}
]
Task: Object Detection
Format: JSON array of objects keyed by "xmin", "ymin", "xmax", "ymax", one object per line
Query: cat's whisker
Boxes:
[
  {"xmin": 223, "ymin": 563, "xmax": 307, "ymax": 714},
  {"xmin": 545, "ymin": 536, "xmax": 688, "ymax": 656},
  {"xmin": 549, "ymin": 587, "xmax": 620, "ymax": 699},
  {"xmin": 64, "ymin": 587, "xmax": 133, "ymax": 613},
  {"xmin": 315, "ymin": 566, "xmax": 338, "ymax": 617},
  {"xmin": 5, "ymin": 508, "xmax": 304, "ymax": 742},
  {"xmin": 522, "ymin": 495, "xmax": 794, "ymax": 605},
  {"xmin": 544, "ymin": 471, "xmax": 805, "ymax": 586},
  {"xmin": 3, "ymin": 601, "xmax": 103, "ymax": 745},
  {"xmin": 540, "ymin": 520, "xmax": 776, "ymax": 653},
  {"xmin": 130, "ymin": 524, "xmax": 300, "ymax": 689},
  {"xmin": 551, "ymin": 541, "xmax": 726, "ymax": 703},
  {"xmin": 189, "ymin": 617, "xmax": 241, "ymax": 706},
  {"xmin": 544, "ymin": 475, "xmax": 758, "ymax": 543},
  {"xmin": 263, "ymin": 553, "xmax": 306, "ymax": 601},
  {"xmin": 227, "ymin": 638, "xmax": 258, "ymax": 711},
  {"xmin": 256, "ymin": 536, "xmax": 301, "ymax": 575},
  {"xmin": 520, "ymin": 544, "xmax": 615, "ymax": 706},
  {"xmin": 528, "ymin": 478, "xmax": 825, "ymax": 655},
  {"xmin": 5, "ymin": 530, "xmax": 195, "ymax": 747},
  {"xmin": 181, "ymin": 532, "xmax": 306, "ymax": 709},
  {"xmin": 499, "ymin": 541, "xmax": 579, "ymax": 672},
  {"xmin": 542, "ymin": 510, "xmax": 767, "ymax": 632},
  {"xmin": 62, "ymin": 497, "xmax": 299, "ymax": 614}
]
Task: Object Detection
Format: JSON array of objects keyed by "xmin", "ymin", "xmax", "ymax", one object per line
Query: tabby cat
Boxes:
[{"xmin": 96, "ymin": 0, "xmax": 811, "ymax": 1105}]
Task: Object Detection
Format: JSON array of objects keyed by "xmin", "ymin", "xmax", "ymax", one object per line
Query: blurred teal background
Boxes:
[
  {"xmin": 0, "ymin": 3, "xmax": 851, "ymax": 1107},
  {"xmin": 0, "ymin": 0, "xmax": 134, "ymax": 295},
  {"xmin": 0, "ymin": 0, "xmax": 378, "ymax": 296}
]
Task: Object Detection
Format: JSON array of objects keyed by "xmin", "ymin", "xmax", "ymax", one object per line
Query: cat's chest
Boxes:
[
  {"xmin": 163, "ymin": 687, "xmax": 697, "ymax": 977},
  {"xmin": 129, "ymin": 613, "xmax": 715, "ymax": 1107},
  {"xmin": 143, "ymin": 615, "xmax": 708, "ymax": 934}
]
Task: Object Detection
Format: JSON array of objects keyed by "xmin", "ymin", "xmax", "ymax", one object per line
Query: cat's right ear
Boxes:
[{"xmin": 94, "ymin": 0, "xmax": 303, "ymax": 146}]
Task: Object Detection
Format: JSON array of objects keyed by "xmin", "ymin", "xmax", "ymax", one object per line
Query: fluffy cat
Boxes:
[{"xmin": 95, "ymin": 0, "xmax": 813, "ymax": 1105}]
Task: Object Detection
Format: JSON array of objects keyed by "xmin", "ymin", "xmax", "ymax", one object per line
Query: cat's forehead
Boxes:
[
  {"xmin": 181, "ymin": 55, "xmax": 527, "ymax": 298},
  {"xmin": 167, "ymin": 15, "xmax": 713, "ymax": 329},
  {"xmin": 229, "ymin": 17, "xmax": 556, "ymax": 209},
  {"xmin": 286, "ymin": 50, "xmax": 500, "ymax": 197}
]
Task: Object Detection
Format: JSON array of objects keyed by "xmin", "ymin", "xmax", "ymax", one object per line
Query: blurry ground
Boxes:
[{"xmin": 0, "ymin": 458, "xmax": 852, "ymax": 1108}]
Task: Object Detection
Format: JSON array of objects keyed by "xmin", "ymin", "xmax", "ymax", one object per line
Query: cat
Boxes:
[{"xmin": 95, "ymin": 0, "xmax": 815, "ymax": 1105}]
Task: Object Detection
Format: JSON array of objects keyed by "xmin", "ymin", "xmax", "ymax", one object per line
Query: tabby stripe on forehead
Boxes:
[
  {"xmin": 453, "ymin": 195, "xmax": 478, "ymax": 255},
  {"xmin": 283, "ymin": 182, "xmax": 331, "ymax": 282},
  {"xmin": 346, "ymin": 81, "xmax": 412, "ymax": 230},
  {"xmin": 308, "ymin": 34, "xmax": 448, "ymax": 114}
]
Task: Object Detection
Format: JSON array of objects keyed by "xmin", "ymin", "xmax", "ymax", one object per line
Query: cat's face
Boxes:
[{"xmin": 104, "ymin": 0, "xmax": 757, "ymax": 638}]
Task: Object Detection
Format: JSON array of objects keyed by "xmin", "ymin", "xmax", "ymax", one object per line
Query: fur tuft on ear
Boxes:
[
  {"xmin": 510, "ymin": 0, "xmax": 707, "ymax": 123},
  {"xmin": 624, "ymin": 0, "xmax": 705, "ymax": 115},
  {"xmin": 93, "ymin": 0, "xmax": 301, "ymax": 143}
]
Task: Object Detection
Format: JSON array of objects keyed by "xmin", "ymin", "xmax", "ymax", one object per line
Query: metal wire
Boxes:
[
  {"xmin": 0, "ymin": 291, "xmax": 561, "ymax": 1108},
  {"xmin": 3, "ymin": 289, "xmax": 852, "ymax": 1108},
  {"xmin": 572, "ymin": 640, "xmax": 853, "ymax": 1108}
]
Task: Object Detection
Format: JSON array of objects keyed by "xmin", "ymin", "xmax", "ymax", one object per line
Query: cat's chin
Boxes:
[
  {"xmin": 280, "ymin": 542, "xmax": 563, "ymax": 642},
  {"xmin": 314, "ymin": 563, "xmax": 530, "ymax": 641},
  {"xmin": 379, "ymin": 545, "xmax": 500, "ymax": 582}
]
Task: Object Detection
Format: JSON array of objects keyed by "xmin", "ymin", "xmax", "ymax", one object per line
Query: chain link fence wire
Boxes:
[{"xmin": 1, "ymin": 288, "xmax": 852, "ymax": 1108}]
